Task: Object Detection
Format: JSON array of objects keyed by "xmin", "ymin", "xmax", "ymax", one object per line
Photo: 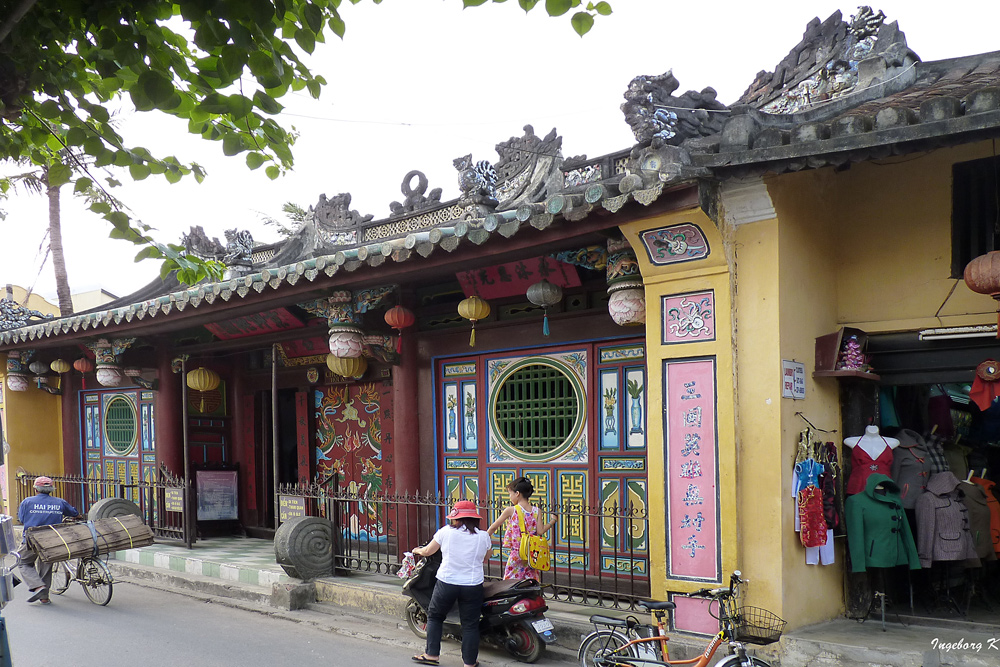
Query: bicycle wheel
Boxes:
[
  {"xmin": 50, "ymin": 560, "xmax": 73, "ymax": 595},
  {"xmin": 714, "ymin": 656, "xmax": 773, "ymax": 667},
  {"xmin": 578, "ymin": 630, "xmax": 637, "ymax": 667},
  {"xmin": 79, "ymin": 557, "xmax": 114, "ymax": 606}
]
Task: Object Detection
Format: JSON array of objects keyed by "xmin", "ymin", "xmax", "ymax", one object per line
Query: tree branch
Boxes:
[{"xmin": 0, "ymin": 0, "xmax": 39, "ymax": 43}]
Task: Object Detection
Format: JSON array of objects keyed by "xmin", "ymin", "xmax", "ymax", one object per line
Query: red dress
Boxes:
[{"xmin": 846, "ymin": 444, "xmax": 894, "ymax": 495}]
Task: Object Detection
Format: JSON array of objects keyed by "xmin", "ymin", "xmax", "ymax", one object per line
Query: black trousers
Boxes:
[{"xmin": 425, "ymin": 580, "xmax": 484, "ymax": 665}]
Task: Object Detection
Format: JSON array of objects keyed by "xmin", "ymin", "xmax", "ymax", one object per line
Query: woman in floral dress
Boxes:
[{"xmin": 488, "ymin": 476, "xmax": 557, "ymax": 580}]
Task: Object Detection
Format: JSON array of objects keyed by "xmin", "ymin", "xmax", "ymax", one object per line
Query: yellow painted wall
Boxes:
[
  {"xmin": 0, "ymin": 362, "xmax": 64, "ymax": 516},
  {"xmin": 619, "ymin": 208, "xmax": 739, "ymax": 602},
  {"xmin": 765, "ymin": 142, "xmax": 999, "ymax": 333}
]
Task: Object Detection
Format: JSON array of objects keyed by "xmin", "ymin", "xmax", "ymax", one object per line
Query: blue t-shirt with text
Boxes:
[{"xmin": 18, "ymin": 493, "xmax": 79, "ymax": 528}]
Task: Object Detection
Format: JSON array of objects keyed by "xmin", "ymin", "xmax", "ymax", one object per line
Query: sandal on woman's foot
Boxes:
[{"xmin": 411, "ymin": 656, "xmax": 439, "ymax": 665}]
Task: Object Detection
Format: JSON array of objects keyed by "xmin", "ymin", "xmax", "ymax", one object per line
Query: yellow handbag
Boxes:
[{"xmin": 515, "ymin": 506, "xmax": 551, "ymax": 572}]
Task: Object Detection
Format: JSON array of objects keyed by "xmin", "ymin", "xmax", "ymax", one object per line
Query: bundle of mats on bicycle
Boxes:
[{"xmin": 25, "ymin": 515, "xmax": 154, "ymax": 563}]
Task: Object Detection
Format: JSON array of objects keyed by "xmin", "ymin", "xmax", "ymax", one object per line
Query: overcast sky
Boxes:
[{"xmin": 3, "ymin": 0, "xmax": 999, "ymax": 303}]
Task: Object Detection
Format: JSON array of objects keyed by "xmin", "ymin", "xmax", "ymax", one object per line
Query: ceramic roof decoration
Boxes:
[{"xmin": 3, "ymin": 8, "xmax": 1000, "ymax": 348}]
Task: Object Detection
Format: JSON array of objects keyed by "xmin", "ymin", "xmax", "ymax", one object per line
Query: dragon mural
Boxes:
[{"xmin": 314, "ymin": 382, "xmax": 393, "ymax": 540}]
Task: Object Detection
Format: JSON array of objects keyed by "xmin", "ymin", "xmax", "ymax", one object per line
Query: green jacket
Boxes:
[{"xmin": 845, "ymin": 474, "xmax": 921, "ymax": 572}]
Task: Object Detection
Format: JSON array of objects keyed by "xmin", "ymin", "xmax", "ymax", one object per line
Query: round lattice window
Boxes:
[
  {"xmin": 490, "ymin": 359, "xmax": 584, "ymax": 461},
  {"xmin": 103, "ymin": 396, "xmax": 137, "ymax": 456}
]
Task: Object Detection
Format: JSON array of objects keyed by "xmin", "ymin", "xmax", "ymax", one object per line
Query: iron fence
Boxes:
[
  {"xmin": 277, "ymin": 482, "xmax": 651, "ymax": 610},
  {"xmin": 14, "ymin": 471, "xmax": 190, "ymax": 543}
]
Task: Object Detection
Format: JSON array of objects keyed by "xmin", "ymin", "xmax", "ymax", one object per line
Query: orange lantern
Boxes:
[
  {"xmin": 457, "ymin": 296, "xmax": 490, "ymax": 348},
  {"xmin": 73, "ymin": 357, "xmax": 94, "ymax": 373},
  {"xmin": 384, "ymin": 305, "xmax": 416, "ymax": 353},
  {"xmin": 964, "ymin": 251, "xmax": 1000, "ymax": 337}
]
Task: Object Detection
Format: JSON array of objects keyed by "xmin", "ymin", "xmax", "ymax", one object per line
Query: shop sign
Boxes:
[{"xmin": 781, "ymin": 360, "xmax": 806, "ymax": 400}]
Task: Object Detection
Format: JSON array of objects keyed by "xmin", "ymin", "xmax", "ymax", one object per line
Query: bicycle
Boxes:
[
  {"xmin": 49, "ymin": 555, "xmax": 114, "ymax": 606},
  {"xmin": 577, "ymin": 571, "xmax": 785, "ymax": 667}
]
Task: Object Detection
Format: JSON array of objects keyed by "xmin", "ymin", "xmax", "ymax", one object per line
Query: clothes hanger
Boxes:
[{"xmin": 963, "ymin": 470, "xmax": 975, "ymax": 484}]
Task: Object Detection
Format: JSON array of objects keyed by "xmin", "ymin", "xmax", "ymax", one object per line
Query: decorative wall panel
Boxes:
[{"xmin": 664, "ymin": 357, "xmax": 720, "ymax": 582}]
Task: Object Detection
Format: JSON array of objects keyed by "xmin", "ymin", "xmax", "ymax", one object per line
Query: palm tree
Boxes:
[{"xmin": 1, "ymin": 159, "xmax": 74, "ymax": 316}]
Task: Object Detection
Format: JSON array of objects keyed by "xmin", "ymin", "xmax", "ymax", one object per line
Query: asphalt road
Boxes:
[{"xmin": 3, "ymin": 577, "xmax": 430, "ymax": 667}]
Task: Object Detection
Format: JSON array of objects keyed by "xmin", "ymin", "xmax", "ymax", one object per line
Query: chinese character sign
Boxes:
[
  {"xmin": 665, "ymin": 358, "xmax": 719, "ymax": 581},
  {"xmin": 456, "ymin": 256, "xmax": 581, "ymax": 300}
]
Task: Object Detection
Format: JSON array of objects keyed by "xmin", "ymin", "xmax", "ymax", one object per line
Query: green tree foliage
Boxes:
[{"xmin": 0, "ymin": 0, "xmax": 609, "ymax": 285}]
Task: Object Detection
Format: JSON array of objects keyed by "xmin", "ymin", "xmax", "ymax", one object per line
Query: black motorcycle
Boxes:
[{"xmin": 402, "ymin": 551, "xmax": 555, "ymax": 663}]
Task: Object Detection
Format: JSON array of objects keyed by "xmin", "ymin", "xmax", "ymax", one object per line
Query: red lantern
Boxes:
[
  {"xmin": 73, "ymin": 357, "xmax": 94, "ymax": 373},
  {"xmin": 73, "ymin": 357, "xmax": 94, "ymax": 390},
  {"xmin": 384, "ymin": 305, "xmax": 416, "ymax": 354},
  {"xmin": 964, "ymin": 251, "xmax": 1000, "ymax": 337}
]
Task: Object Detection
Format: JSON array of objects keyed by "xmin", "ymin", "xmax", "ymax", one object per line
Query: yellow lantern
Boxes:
[
  {"xmin": 50, "ymin": 359, "xmax": 71, "ymax": 374},
  {"xmin": 457, "ymin": 295, "xmax": 491, "ymax": 347},
  {"xmin": 326, "ymin": 354, "xmax": 367, "ymax": 379},
  {"xmin": 186, "ymin": 367, "xmax": 221, "ymax": 412}
]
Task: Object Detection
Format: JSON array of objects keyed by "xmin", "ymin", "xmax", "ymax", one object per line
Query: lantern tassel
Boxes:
[
  {"xmin": 200, "ymin": 394, "xmax": 206, "ymax": 413},
  {"xmin": 543, "ymin": 310, "xmax": 550, "ymax": 336},
  {"xmin": 396, "ymin": 331, "xmax": 403, "ymax": 354},
  {"xmin": 469, "ymin": 322, "xmax": 476, "ymax": 348}
]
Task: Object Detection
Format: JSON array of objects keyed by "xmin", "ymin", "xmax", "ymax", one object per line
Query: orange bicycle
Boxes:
[{"xmin": 577, "ymin": 571, "xmax": 784, "ymax": 667}]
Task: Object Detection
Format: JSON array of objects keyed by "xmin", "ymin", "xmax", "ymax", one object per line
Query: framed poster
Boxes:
[{"xmin": 196, "ymin": 469, "xmax": 238, "ymax": 521}]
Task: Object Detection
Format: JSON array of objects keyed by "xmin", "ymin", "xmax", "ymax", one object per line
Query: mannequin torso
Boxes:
[
  {"xmin": 845, "ymin": 426, "xmax": 899, "ymax": 495},
  {"xmin": 844, "ymin": 425, "xmax": 899, "ymax": 460}
]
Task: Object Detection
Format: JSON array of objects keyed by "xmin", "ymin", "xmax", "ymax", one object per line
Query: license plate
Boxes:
[{"xmin": 531, "ymin": 619, "xmax": 554, "ymax": 633}]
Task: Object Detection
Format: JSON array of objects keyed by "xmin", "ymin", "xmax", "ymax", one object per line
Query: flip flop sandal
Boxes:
[
  {"xmin": 38, "ymin": 598, "xmax": 52, "ymax": 605},
  {"xmin": 27, "ymin": 589, "xmax": 47, "ymax": 603},
  {"xmin": 411, "ymin": 656, "xmax": 439, "ymax": 665}
]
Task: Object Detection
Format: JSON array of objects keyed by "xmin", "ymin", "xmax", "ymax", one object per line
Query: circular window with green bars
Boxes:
[
  {"xmin": 489, "ymin": 357, "xmax": 585, "ymax": 462},
  {"xmin": 103, "ymin": 395, "xmax": 138, "ymax": 456}
]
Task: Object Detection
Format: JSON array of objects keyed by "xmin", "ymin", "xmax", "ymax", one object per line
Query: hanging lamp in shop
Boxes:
[
  {"xmin": 457, "ymin": 295, "xmax": 490, "ymax": 347},
  {"xmin": 326, "ymin": 353, "xmax": 367, "ymax": 379},
  {"xmin": 964, "ymin": 251, "xmax": 1000, "ymax": 337}
]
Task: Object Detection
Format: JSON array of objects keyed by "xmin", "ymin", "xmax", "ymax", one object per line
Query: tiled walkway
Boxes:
[{"xmin": 113, "ymin": 536, "xmax": 289, "ymax": 588}]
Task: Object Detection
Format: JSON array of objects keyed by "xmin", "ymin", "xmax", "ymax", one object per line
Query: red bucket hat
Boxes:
[{"xmin": 447, "ymin": 500, "xmax": 482, "ymax": 520}]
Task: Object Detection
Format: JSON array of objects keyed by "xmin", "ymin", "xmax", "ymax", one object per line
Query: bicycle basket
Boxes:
[{"xmin": 731, "ymin": 606, "xmax": 786, "ymax": 645}]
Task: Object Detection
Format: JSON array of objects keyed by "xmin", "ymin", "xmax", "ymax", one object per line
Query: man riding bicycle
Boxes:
[{"xmin": 17, "ymin": 476, "xmax": 81, "ymax": 605}]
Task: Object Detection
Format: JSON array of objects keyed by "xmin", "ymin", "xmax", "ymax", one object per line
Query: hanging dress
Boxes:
[{"xmin": 795, "ymin": 459, "xmax": 827, "ymax": 548}]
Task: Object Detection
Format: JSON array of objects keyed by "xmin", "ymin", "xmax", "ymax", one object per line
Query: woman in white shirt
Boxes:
[{"xmin": 411, "ymin": 500, "xmax": 493, "ymax": 667}]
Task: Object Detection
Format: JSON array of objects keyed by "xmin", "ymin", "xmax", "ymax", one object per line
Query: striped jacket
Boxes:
[{"xmin": 914, "ymin": 472, "xmax": 979, "ymax": 568}]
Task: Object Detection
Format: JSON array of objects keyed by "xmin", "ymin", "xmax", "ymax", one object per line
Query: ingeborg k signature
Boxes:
[{"xmin": 931, "ymin": 637, "xmax": 1000, "ymax": 653}]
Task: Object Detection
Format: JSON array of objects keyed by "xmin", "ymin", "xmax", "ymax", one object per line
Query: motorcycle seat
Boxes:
[
  {"xmin": 638, "ymin": 601, "xmax": 676, "ymax": 611},
  {"xmin": 483, "ymin": 579, "xmax": 522, "ymax": 598}
]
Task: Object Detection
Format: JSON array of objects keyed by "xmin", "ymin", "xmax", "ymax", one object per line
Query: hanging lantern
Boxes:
[
  {"xmin": 384, "ymin": 305, "xmax": 416, "ymax": 353},
  {"xmin": 964, "ymin": 251, "xmax": 1000, "ymax": 337},
  {"xmin": 326, "ymin": 353, "xmax": 367, "ymax": 379},
  {"xmin": 28, "ymin": 361, "xmax": 48, "ymax": 376},
  {"xmin": 328, "ymin": 326, "xmax": 365, "ymax": 358},
  {"xmin": 72, "ymin": 357, "xmax": 93, "ymax": 390},
  {"xmin": 50, "ymin": 359, "xmax": 71, "ymax": 374},
  {"xmin": 526, "ymin": 279, "xmax": 563, "ymax": 336},
  {"xmin": 187, "ymin": 367, "xmax": 221, "ymax": 413},
  {"xmin": 458, "ymin": 295, "xmax": 491, "ymax": 347}
]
